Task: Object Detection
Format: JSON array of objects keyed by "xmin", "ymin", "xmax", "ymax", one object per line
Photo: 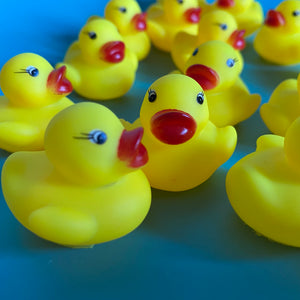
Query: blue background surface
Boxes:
[{"xmin": 1, "ymin": 0, "xmax": 300, "ymax": 299}]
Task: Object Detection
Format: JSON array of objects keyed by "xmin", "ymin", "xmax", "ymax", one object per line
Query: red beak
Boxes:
[
  {"xmin": 227, "ymin": 29, "xmax": 246, "ymax": 50},
  {"xmin": 184, "ymin": 8, "xmax": 201, "ymax": 23},
  {"xmin": 118, "ymin": 127, "xmax": 148, "ymax": 168},
  {"xmin": 185, "ymin": 64, "xmax": 220, "ymax": 91},
  {"xmin": 100, "ymin": 41, "xmax": 125, "ymax": 63},
  {"xmin": 132, "ymin": 12, "xmax": 147, "ymax": 31},
  {"xmin": 265, "ymin": 9, "xmax": 286, "ymax": 27},
  {"xmin": 217, "ymin": 0, "xmax": 235, "ymax": 8},
  {"xmin": 151, "ymin": 109, "xmax": 197, "ymax": 145},
  {"xmin": 47, "ymin": 66, "xmax": 73, "ymax": 95}
]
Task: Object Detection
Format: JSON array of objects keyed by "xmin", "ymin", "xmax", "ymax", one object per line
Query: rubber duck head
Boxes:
[
  {"xmin": 264, "ymin": 0, "xmax": 300, "ymax": 34},
  {"xmin": 216, "ymin": 0, "xmax": 252, "ymax": 14},
  {"xmin": 184, "ymin": 40, "xmax": 243, "ymax": 92},
  {"xmin": 0, "ymin": 53, "xmax": 72, "ymax": 108},
  {"xmin": 78, "ymin": 18, "xmax": 126, "ymax": 65},
  {"xmin": 105, "ymin": 0, "xmax": 147, "ymax": 34},
  {"xmin": 162, "ymin": 0, "xmax": 201, "ymax": 24},
  {"xmin": 45, "ymin": 102, "xmax": 148, "ymax": 187},
  {"xmin": 197, "ymin": 9, "xmax": 246, "ymax": 50},
  {"xmin": 140, "ymin": 74, "xmax": 209, "ymax": 145}
]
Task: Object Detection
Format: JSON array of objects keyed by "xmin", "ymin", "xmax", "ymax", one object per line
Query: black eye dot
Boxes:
[
  {"xmin": 177, "ymin": 0, "xmax": 184, "ymax": 4},
  {"xmin": 119, "ymin": 7, "xmax": 127, "ymax": 13},
  {"xmin": 192, "ymin": 48, "xmax": 198, "ymax": 56},
  {"xmin": 197, "ymin": 92, "xmax": 204, "ymax": 104},
  {"xmin": 220, "ymin": 23, "xmax": 228, "ymax": 30},
  {"xmin": 292, "ymin": 10, "xmax": 300, "ymax": 16},
  {"xmin": 89, "ymin": 130, "xmax": 107, "ymax": 145},
  {"xmin": 148, "ymin": 89, "xmax": 157, "ymax": 102},
  {"xmin": 26, "ymin": 66, "xmax": 39, "ymax": 77},
  {"xmin": 226, "ymin": 58, "xmax": 235, "ymax": 67},
  {"xmin": 88, "ymin": 31, "xmax": 97, "ymax": 39}
]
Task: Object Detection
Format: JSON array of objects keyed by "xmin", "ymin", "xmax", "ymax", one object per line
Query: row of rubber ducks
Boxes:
[{"xmin": 1, "ymin": 0, "xmax": 300, "ymax": 248}]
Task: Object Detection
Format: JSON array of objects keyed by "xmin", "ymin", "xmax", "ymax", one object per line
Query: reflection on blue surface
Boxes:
[{"xmin": 1, "ymin": 0, "xmax": 300, "ymax": 299}]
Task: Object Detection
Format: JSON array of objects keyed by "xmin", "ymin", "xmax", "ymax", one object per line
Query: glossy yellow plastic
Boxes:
[
  {"xmin": 56, "ymin": 18, "xmax": 138, "ymax": 100},
  {"xmin": 260, "ymin": 74, "xmax": 300, "ymax": 136},
  {"xmin": 171, "ymin": 10, "xmax": 242, "ymax": 71},
  {"xmin": 254, "ymin": 0, "xmax": 300, "ymax": 65},
  {"xmin": 226, "ymin": 117, "xmax": 300, "ymax": 247},
  {"xmin": 200, "ymin": 0, "xmax": 263, "ymax": 36},
  {"xmin": 147, "ymin": 0, "xmax": 201, "ymax": 52},
  {"xmin": 137, "ymin": 74, "xmax": 237, "ymax": 191},
  {"xmin": 183, "ymin": 40, "xmax": 261, "ymax": 127},
  {"xmin": 1, "ymin": 102, "xmax": 151, "ymax": 247},
  {"xmin": 0, "ymin": 53, "xmax": 73, "ymax": 152},
  {"xmin": 104, "ymin": 0, "xmax": 151, "ymax": 60}
]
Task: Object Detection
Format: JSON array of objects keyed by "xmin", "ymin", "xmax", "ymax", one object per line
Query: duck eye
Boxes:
[
  {"xmin": 119, "ymin": 7, "xmax": 127, "ymax": 13},
  {"xmin": 192, "ymin": 48, "xmax": 198, "ymax": 56},
  {"xmin": 292, "ymin": 10, "xmax": 300, "ymax": 16},
  {"xmin": 220, "ymin": 23, "xmax": 228, "ymax": 30},
  {"xmin": 89, "ymin": 130, "xmax": 107, "ymax": 145},
  {"xmin": 226, "ymin": 58, "xmax": 235, "ymax": 67},
  {"xmin": 26, "ymin": 66, "xmax": 39, "ymax": 77},
  {"xmin": 177, "ymin": 0, "xmax": 184, "ymax": 4},
  {"xmin": 88, "ymin": 31, "xmax": 97, "ymax": 39},
  {"xmin": 148, "ymin": 89, "xmax": 157, "ymax": 102},
  {"xmin": 197, "ymin": 92, "xmax": 204, "ymax": 104}
]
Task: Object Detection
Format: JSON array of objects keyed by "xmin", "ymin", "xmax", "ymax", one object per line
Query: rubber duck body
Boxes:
[
  {"xmin": 183, "ymin": 40, "xmax": 260, "ymax": 127},
  {"xmin": 254, "ymin": 0, "xmax": 300, "ymax": 65},
  {"xmin": 260, "ymin": 73, "xmax": 300, "ymax": 136},
  {"xmin": 57, "ymin": 18, "xmax": 138, "ymax": 100},
  {"xmin": 171, "ymin": 9, "xmax": 246, "ymax": 71},
  {"xmin": 104, "ymin": 0, "xmax": 151, "ymax": 60},
  {"xmin": 1, "ymin": 102, "xmax": 151, "ymax": 247},
  {"xmin": 201, "ymin": 0, "xmax": 263, "ymax": 36},
  {"xmin": 147, "ymin": 0, "xmax": 201, "ymax": 52},
  {"xmin": 0, "ymin": 53, "xmax": 73, "ymax": 152},
  {"xmin": 137, "ymin": 74, "xmax": 237, "ymax": 191},
  {"xmin": 226, "ymin": 117, "xmax": 300, "ymax": 247}
]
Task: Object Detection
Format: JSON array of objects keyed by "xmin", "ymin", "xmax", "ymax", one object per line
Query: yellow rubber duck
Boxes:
[
  {"xmin": 226, "ymin": 117, "xmax": 300, "ymax": 247},
  {"xmin": 135, "ymin": 74, "xmax": 237, "ymax": 191},
  {"xmin": 254, "ymin": 0, "xmax": 300, "ymax": 65},
  {"xmin": 146, "ymin": 0, "xmax": 202, "ymax": 52},
  {"xmin": 183, "ymin": 40, "xmax": 261, "ymax": 127},
  {"xmin": 260, "ymin": 73, "xmax": 300, "ymax": 136},
  {"xmin": 1, "ymin": 102, "xmax": 151, "ymax": 247},
  {"xmin": 171, "ymin": 9, "xmax": 246, "ymax": 71},
  {"xmin": 104, "ymin": 0, "xmax": 151, "ymax": 61},
  {"xmin": 56, "ymin": 18, "xmax": 138, "ymax": 100},
  {"xmin": 200, "ymin": 0, "xmax": 263, "ymax": 36},
  {"xmin": 0, "ymin": 53, "xmax": 73, "ymax": 152}
]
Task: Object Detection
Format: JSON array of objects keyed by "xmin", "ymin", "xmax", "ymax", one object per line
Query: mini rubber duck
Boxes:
[
  {"xmin": 0, "ymin": 53, "xmax": 73, "ymax": 152},
  {"xmin": 104, "ymin": 0, "xmax": 151, "ymax": 60},
  {"xmin": 56, "ymin": 18, "xmax": 138, "ymax": 100},
  {"xmin": 260, "ymin": 73, "xmax": 300, "ymax": 136},
  {"xmin": 183, "ymin": 40, "xmax": 261, "ymax": 127},
  {"xmin": 135, "ymin": 74, "xmax": 237, "ymax": 191},
  {"xmin": 1, "ymin": 102, "xmax": 151, "ymax": 247},
  {"xmin": 146, "ymin": 0, "xmax": 202, "ymax": 52},
  {"xmin": 171, "ymin": 9, "xmax": 246, "ymax": 71},
  {"xmin": 254, "ymin": 0, "xmax": 300, "ymax": 65},
  {"xmin": 226, "ymin": 117, "xmax": 300, "ymax": 247},
  {"xmin": 200, "ymin": 0, "xmax": 263, "ymax": 36}
]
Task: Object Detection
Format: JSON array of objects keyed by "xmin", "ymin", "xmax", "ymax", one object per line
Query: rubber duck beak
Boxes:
[
  {"xmin": 227, "ymin": 29, "xmax": 246, "ymax": 50},
  {"xmin": 184, "ymin": 8, "xmax": 201, "ymax": 24},
  {"xmin": 151, "ymin": 109, "xmax": 197, "ymax": 145},
  {"xmin": 132, "ymin": 12, "xmax": 147, "ymax": 31},
  {"xmin": 47, "ymin": 66, "xmax": 73, "ymax": 95},
  {"xmin": 100, "ymin": 41, "xmax": 125, "ymax": 63},
  {"xmin": 217, "ymin": 0, "xmax": 235, "ymax": 8},
  {"xmin": 118, "ymin": 127, "xmax": 148, "ymax": 168},
  {"xmin": 265, "ymin": 10, "xmax": 286, "ymax": 27},
  {"xmin": 185, "ymin": 64, "xmax": 220, "ymax": 91}
]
